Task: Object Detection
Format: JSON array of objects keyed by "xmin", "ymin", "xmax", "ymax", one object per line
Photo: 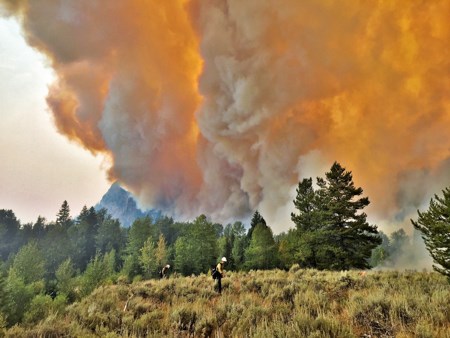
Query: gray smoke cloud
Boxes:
[{"xmin": 1, "ymin": 0, "xmax": 449, "ymax": 239}]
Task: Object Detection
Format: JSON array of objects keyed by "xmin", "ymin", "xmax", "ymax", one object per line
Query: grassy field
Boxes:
[{"xmin": 3, "ymin": 267, "xmax": 449, "ymax": 337}]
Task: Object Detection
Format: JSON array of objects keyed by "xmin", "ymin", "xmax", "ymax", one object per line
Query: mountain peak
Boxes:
[{"xmin": 95, "ymin": 183, "xmax": 161, "ymax": 227}]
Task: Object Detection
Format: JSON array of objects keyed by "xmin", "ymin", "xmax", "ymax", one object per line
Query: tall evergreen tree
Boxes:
[
  {"xmin": 0, "ymin": 210, "xmax": 21, "ymax": 260},
  {"xmin": 40, "ymin": 222, "xmax": 71, "ymax": 279},
  {"xmin": 289, "ymin": 177, "xmax": 333, "ymax": 269},
  {"xmin": 32, "ymin": 216, "xmax": 46, "ymax": 240},
  {"xmin": 218, "ymin": 224, "xmax": 234, "ymax": 269},
  {"xmin": 291, "ymin": 162, "xmax": 381, "ymax": 270},
  {"xmin": 153, "ymin": 216, "xmax": 179, "ymax": 246},
  {"xmin": 56, "ymin": 201, "xmax": 73, "ymax": 228},
  {"xmin": 247, "ymin": 210, "xmax": 266, "ymax": 240},
  {"xmin": 318, "ymin": 162, "xmax": 381, "ymax": 269},
  {"xmin": 68, "ymin": 206, "xmax": 100, "ymax": 271},
  {"xmin": 230, "ymin": 222, "xmax": 247, "ymax": 270},
  {"xmin": 126, "ymin": 217, "xmax": 153, "ymax": 256},
  {"xmin": 96, "ymin": 217, "xmax": 125, "ymax": 254},
  {"xmin": 244, "ymin": 223, "xmax": 278, "ymax": 270},
  {"xmin": 121, "ymin": 216, "xmax": 154, "ymax": 280},
  {"xmin": 411, "ymin": 187, "xmax": 450, "ymax": 280}
]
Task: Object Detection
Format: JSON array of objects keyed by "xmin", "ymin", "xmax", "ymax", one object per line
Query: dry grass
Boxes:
[{"xmin": 4, "ymin": 268, "xmax": 449, "ymax": 338}]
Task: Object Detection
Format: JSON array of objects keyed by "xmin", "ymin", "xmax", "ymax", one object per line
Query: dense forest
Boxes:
[{"xmin": 0, "ymin": 162, "xmax": 448, "ymax": 329}]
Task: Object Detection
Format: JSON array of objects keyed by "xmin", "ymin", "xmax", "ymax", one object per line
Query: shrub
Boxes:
[
  {"xmin": 23, "ymin": 294, "xmax": 53, "ymax": 325},
  {"xmin": 171, "ymin": 305, "xmax": 197, "ymax": 333}
]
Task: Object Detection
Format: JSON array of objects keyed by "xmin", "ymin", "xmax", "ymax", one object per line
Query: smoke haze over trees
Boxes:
[{"xmin": 1, "ymin": 162, "xmax": 446, "ymax": 329}]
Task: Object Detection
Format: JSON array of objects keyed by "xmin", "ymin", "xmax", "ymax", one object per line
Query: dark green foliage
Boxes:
[
  {"xmin": 219, "ymin": 225, "xmax": 232, "ymax": 268},
  {"xmin": 370, "ymin": 231, "xmax": 390, "ymax": 267},
  {"xmin": 55, "ymin": 200, "xmax": 73, "ymax": 228},
  {"xmin": 126, "ymin": 216, "xmax": 153, "ymax": 256},
  {"xmin": 412, "ymin": 187, "xmax": 450, "ymax": 280},
  {"xmin": 31, "ymin": 215, "xmax": 46, "ymax": 240},
  {"xmin": 290, "ymin": 162, "xmax": 381, "ymax": 270},
  {"xmin": 0, "ymin": 210, "xmax": 21, "ymax": 260},
  {"xmin": 244, "ymin": 223, "xmax": 278, "ymax": 270},
  {"xmin": 95, "ymin": 216, "xmax": 126, "ymax": 254},
  {"xmin": 40, "ymin": 222, "xmax": 71, "ymax": 279},
  {"xmin": 121, "ymin": 253, "xmax": 142, "ymax": 281},
  {"xmin": 174, "ymin": 215, "xmax": 218, "ymax": 275},
  {"xmin": 288, "ymin": 177, "xmax": 333, "ymax": 269},
  {"xmin": 230, "ymin": 222, "xmax": 247, "ymax": 270},
  {"xmin": 68, "ymin": 206, "xmax": 101, "ymax": 271},
  {"xmin": 152, "ymin": 216, "xmax": 180, "ymax": 246},
  {"xmin": 247, "ymin": 210, "xmax": 266, "ymax": 240}
]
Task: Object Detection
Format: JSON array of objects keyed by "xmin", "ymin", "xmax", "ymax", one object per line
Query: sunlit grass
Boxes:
[{"xmin": 3, "ymin": 268, "xmax": 449, "ymax": 337}]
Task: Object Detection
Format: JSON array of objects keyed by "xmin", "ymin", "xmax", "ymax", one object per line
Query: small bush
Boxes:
[
  {"xmin": 23, "ymin": 294, "xmax": 53, "ymax": 325},
  {"xmin": 171, "ymin": 306, "xmax": 197, "ymax": 333}
]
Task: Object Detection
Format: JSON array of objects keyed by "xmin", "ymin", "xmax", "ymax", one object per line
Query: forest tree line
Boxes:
[{"xmin": 0, "ymin": 162, "xmax": 448, "ymax": 327}]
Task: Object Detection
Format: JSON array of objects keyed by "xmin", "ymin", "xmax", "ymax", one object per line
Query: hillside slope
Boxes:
[{"xmin": 4, "ymin": 269, "xmax": 450, "ymax": 337}]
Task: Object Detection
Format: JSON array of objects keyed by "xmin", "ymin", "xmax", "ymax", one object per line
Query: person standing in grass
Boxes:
[
  {"xmin": 160, "ymin": 264, "xmax": 170, "ymax": 279},
  {"xmin": 215, "ymin": 257, "xmax": 227, "ymax": 294}
]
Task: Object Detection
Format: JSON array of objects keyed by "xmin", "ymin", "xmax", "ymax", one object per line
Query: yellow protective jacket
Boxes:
[{"xmin": 216, "ymin": 262, "xmax": 224, "ymax": 276}]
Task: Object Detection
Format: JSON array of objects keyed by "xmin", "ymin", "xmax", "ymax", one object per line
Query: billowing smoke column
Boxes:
[{"xmin": 2, "ymin": 0, "xmax": 449, "ymax": 231}]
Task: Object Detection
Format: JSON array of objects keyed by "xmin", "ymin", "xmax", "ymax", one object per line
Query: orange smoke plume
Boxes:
[{"xmin": 2, "ymin": 0, "xmax": 449, "ymax": 230}]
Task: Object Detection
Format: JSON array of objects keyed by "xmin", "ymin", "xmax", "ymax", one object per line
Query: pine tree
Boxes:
[
  {"xmin": 218, "ymin": 224, "xmax": 234, "ymax": 268},
  {"xmin": 230, "ymin": 222, "xmax": 247, "ymax": 270},
  {"xmin": 96, "ymin": 217, "xmax": 125, "ymax": 254},
  {"xmin": 290, "ymin": 177, "xmax": 333, "ymax": 269},
  {"xmin": 244, "ymin": 223, "xmax": 278, "ymax": 270},
  {"xmin": 56, "ymin": 200, "xmax": 72, "ymax": 228},
  {"xmin": 32, "ymin": 216, "xmax": 46, "ymax": 239},
  {"xmin": 247, "ymin": 210, "xmax": 266, "ymax": 240},
  {"xmin": 290, "ymin": 162, "xmax": 381, "ymax": 270},
  {"xmin": 318, "ymin": 162, "xmax": 381, "ymax": 270},
  {"xmin": 0, "ymin": 209, "xmax": 21, "ymax": 260},
  {"xmin": 69, "ymin": 206, "xmax": 100, "ymax": 271},
  {"xmin": 411, "ymin": 187, "xmax": 450, "ymax": 280}
]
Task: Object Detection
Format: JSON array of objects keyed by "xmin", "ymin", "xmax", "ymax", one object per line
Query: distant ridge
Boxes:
[{"xmin": 95, "ymin": 182, "xmax": 161, "ymax": 227}]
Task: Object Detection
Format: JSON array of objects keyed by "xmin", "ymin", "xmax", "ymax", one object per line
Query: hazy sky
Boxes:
[{"xmin": 0, "ymin": 17, "xmax": 110, "ymax": 224}]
